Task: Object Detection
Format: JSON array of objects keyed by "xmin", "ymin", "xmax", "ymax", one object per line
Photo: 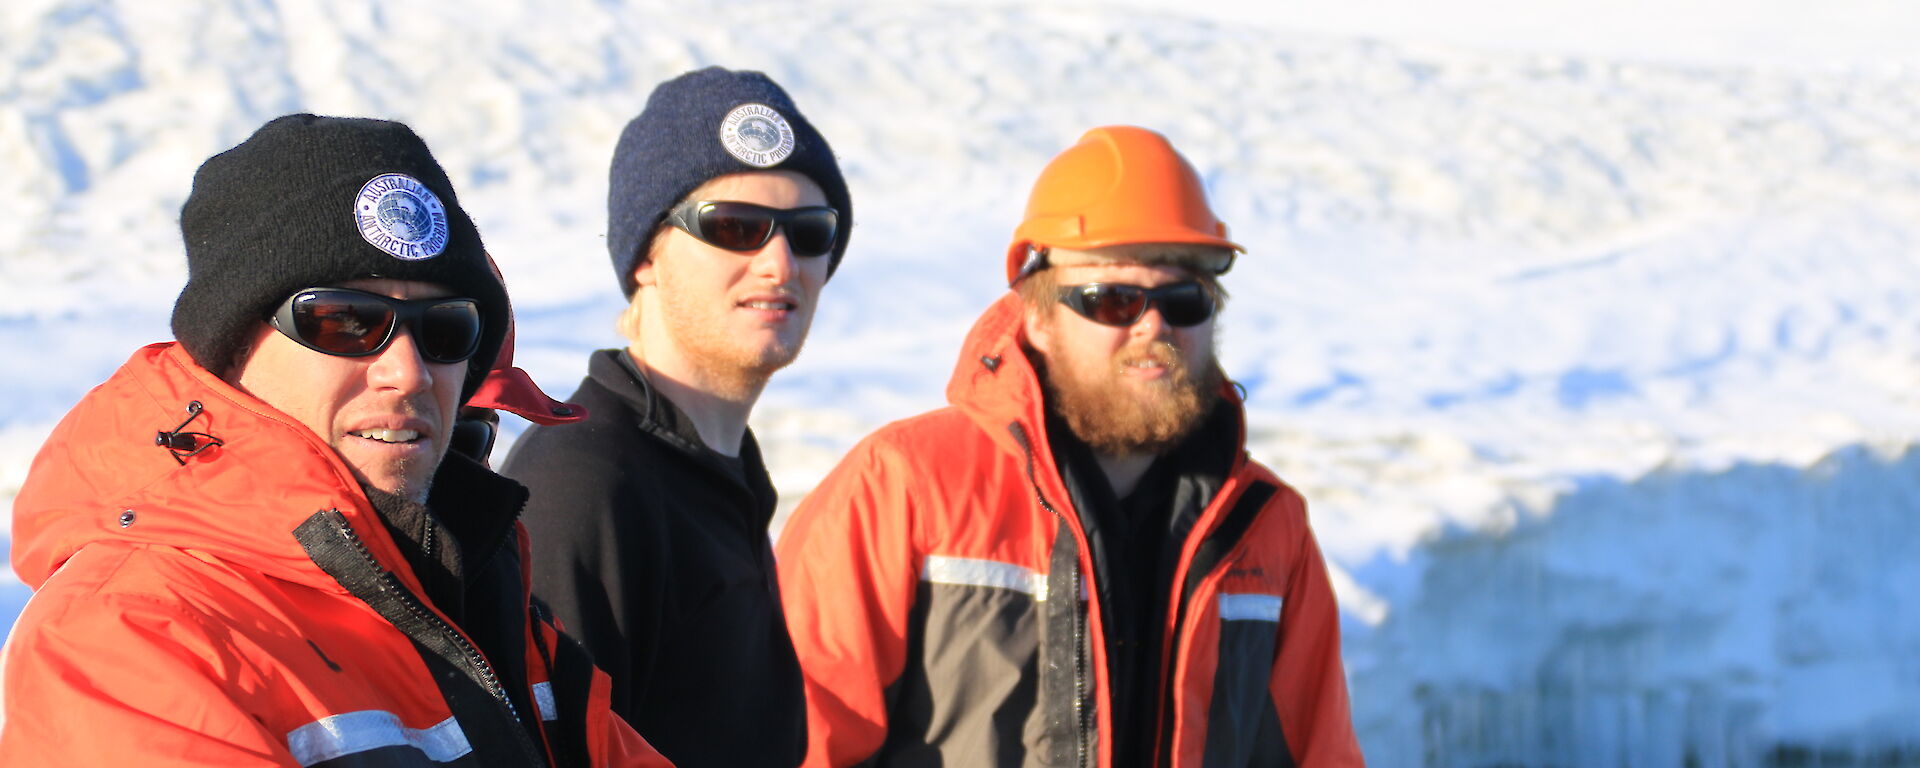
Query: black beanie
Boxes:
[
  {"xmin": 171, "ymin": 114, "xmax": 509, "ymax": 403},
  {"xmin": 607, "ymin": 67, "xmax": 852, "ymax": 296}
]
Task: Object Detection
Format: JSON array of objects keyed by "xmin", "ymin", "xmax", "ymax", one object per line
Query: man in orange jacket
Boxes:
[
  {"xmin": 0, "ymin": 114, "xmax": 669, "ymax": 767},
  {"xmin": 776, "ymin": 126, "xmax": 1366, "ymax": 767}
]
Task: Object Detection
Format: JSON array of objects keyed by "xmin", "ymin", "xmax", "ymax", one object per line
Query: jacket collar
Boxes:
[
  {"xmin": 945, "ymin": 293, "xmax": 1054, "ymax": 458},
  {"xmin": 365, "ymin": 451, "xmax": 530, "ymax": 622},
  {"xmin": 422, "ymin": 451, "xmax": 529, "ymax": 581},
  {"xmin": 583, "ymin": 348, "xmax": 777, "ymax": 520},
  {"xmin": 589, "ymin": 348, "xmax": 714, "ymax": 459}
]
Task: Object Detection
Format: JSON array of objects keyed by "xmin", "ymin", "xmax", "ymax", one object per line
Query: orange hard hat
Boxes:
[{"xmin": 1005, "ymin": 125, "xmax": 1242, "ymax": 285}]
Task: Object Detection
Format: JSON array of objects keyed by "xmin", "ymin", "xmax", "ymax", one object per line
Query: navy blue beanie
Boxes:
[{"xmin": 608, "ymin": 67, "xmax": 852, "ymax": 296}]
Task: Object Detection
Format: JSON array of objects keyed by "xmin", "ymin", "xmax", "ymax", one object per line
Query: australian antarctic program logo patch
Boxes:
[
  {"xmin": 718, "ymin": 103, "xmax": 796, "ymax": 168},
  {"xmin": 354, "ymin": 173, "xmax": 450, "ymax": 260}
]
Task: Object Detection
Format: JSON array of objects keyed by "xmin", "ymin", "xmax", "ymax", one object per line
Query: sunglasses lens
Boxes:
[
  {"xmin": 685, "ymin": 202, "xmax": 839, "ymax": 256},
  {"xmin": 417, "ymin": 300, "xmax": 483, "ymax": 363},
  {"xmin": 784, "ymin": 209, "xmax": 839, "ymax": 257},
  {"xmin": 1081, "ymin": 284, "xmax": 1148, "ymax": 326},
  {"xmin": 291, "ymin": 293, "xmax": 396, "ymax": 355},
  {"xmin": 1063, "ymin": 282, "xmax": 1215, "ymax": 327},
  {"xmin": 285, "ymin": 291, "xmax": 482, "ymax": 362},
  {"xmin": 695, "ymin": 203, "xmax": 776, "ymax": 251},
  {"xmin": 1156, "ymin": 283, "xmax": 1214, "ymax": 327}
]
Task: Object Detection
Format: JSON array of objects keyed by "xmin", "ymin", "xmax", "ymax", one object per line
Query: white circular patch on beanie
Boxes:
[
  {"xmin": 718, "ymin": 103, "xmax": 796, "ymax": 168},
  {"xmin": 354, "ymin": 173, "xmax": 450, "ymax": 260}
]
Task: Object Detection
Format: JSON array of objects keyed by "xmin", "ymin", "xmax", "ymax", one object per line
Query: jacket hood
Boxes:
[{"xmin": 12, "ymin": 342, "xmax": 401, "ymax": 591}]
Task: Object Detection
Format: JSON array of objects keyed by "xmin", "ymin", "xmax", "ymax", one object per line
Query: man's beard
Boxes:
[
  {"xmin": 653, "ymin": 275, "xmax": 809, "ymax": 401},
  {"xmin": 1042, "ymin": 339, "xmax": 1221, "ymax": 456}
]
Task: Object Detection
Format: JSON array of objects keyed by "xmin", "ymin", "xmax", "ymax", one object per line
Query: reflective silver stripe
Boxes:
[
  {"xmin": 533, "ymin": 681, "xmax": 558, "ymax": 722},
  {"xmin": 287, "ymin": 711, "xmax": 471, "ymax": 766},
  {"xmin": 923, "ymin": 555, "xmax": 1050, "ymax": 601},
  {"xmin": 1218, "ymin": 593, "xmax": 1283, "ymax": 622}
]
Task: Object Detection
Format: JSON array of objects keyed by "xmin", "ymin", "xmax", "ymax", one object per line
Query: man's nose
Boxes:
[
  {"xmin": 751, "ymin": 231, "xmax": 798, "ymax": 284},
  {"xmin": 1130, "ymin": 303, "xmax": 1170, "ymax": 340},
  {"xmin": 367, "ymin": 326, "xmax": 435, "ymax": 393}
]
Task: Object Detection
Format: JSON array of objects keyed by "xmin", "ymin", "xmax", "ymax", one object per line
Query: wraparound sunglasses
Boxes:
[
  {"xmin": 1057, "ymin": 281, "xmax": 1216, "ymax": 327},
  {"xmin": 666, "ymin": 200, "xmax": 840, "ymax": 257},
  {"xmin": 268, "ymin": 287, "xmax": 483, "ymax": 364}
]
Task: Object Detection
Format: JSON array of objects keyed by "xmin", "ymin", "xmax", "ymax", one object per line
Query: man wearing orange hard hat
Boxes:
[{"xmin": 776, "ymin": 126, "xmax": 1365, "ymax": 766}]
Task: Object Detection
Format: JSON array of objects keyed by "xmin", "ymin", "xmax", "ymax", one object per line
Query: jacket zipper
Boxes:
[
  {"xmin": 1010, "ymin": 423, "xmax": 1091, "ymax": 768},
  {"xmin": 1154, "ymin": 579, "xmax": 1192, "ymax": 768},
  {"xmin": 319, "ymin": 510, "xmax": 547, "ymax": 765}
]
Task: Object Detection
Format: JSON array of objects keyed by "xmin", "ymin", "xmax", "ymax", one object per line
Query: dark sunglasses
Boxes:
[
  {"xmin": 666, "ymin": 200, "xmax": 840, "ymax": 257},
  {"xmin": 1057, "ymin": 281, "xmax": 1216, "ymax": 328},
  {"xmin": 268, "ymin": 287, "xmax": 483, "ymax": 364}
]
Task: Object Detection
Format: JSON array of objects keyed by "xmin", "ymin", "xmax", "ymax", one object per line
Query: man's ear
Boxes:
[
  {"xmin": 1022, "ymin": 303, "xmax": 1054, "ymax": 357},
  {"xmin": 635, "ymin": 226, "xmax": 676, "ymax": 290},
  {"xmin": 632, "ymin": 257, "xmax": 657, "ymax": 289}
]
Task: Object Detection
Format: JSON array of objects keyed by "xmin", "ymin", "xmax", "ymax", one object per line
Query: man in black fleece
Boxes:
[{"xmin": 502, "ymin": 67, "xmax": 852, "ymax": 768}]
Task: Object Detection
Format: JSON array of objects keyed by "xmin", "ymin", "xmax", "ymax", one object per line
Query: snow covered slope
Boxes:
[{"xmin": 4, "ymin": 0, "xmax": 1918, "ymax": 763}]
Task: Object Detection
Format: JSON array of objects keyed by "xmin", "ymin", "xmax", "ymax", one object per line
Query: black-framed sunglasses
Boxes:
[
  {"xmin": 268, "ymin": 287, "xmax": 483, "ymax": 364},
  {"xmin": 1057, "ymin": 281, "xmax": 1216, "ymax": 328},
  {"xmin": 666, "ymin": 200, "xmax": 840, "ymax": 257}
]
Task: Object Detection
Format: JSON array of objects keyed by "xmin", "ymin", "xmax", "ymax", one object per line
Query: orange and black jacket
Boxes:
[
  {"xmin": 776, "ymin": 294, "xmax": 1365, "ymax": 767},
  {"xmin": 0, "ymin": 342, "xmax": 671, "ymax": 767}
]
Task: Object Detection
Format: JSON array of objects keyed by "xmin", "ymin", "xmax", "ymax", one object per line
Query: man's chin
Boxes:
[
  {"xmin": 747, "ymin": 332, "xmax": 808, "ymax": 371},
  {"xmin": 341, "ymin": 459, "xmax": 438, "ymax": 505},
  {"xmin": 369, "ymin": 476, "xmax": 435, "ymax": 505},
  {"xmin": 692, "ymin": 339, "xmax": 806, "ymax": 394}
]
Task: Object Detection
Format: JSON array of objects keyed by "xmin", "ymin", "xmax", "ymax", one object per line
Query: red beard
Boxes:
[{"xmin": 1043, "ymin": 339, "xmax": 1220, "ymax": 456}]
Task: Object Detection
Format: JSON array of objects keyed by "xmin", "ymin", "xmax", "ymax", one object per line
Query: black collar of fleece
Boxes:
[{"xmin": 362, "ymin": 451, "xmax": 529, "ymax": 623}]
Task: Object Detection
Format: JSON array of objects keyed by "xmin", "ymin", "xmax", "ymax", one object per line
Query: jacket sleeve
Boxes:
[
  {"xmin": 1272, "ymin": 510, "xmax": 1367, "ymax": 766},
  {"xmin": 775, "ymin": 434, "xmax": 923, "ymax": 767},
  {"xmin": 0, "ymin": 592, "xmax": 293, "ymax": 766}
]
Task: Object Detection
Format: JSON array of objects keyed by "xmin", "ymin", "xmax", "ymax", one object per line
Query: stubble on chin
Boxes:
[
  {"xmin": 677, "ymin": 332, "xmax": 804, "ymax": 401},
  {"xmin": 337, "ymin": 449, "xmax": 439, "ymax": 505},
  {"xmin": 390, "ymin": 454, "xmax": 438, "ymax": 505},
  {"xmin": 334, "ymin": 399, "xmax": 445, "ymax": 505},
  {"xmin": 1045, "ymin": 340, "xmax": 1220, "ymax": 456},
  {"xmin": 656, "ymin": 291, "xmax": 809, "ymax": 401}
]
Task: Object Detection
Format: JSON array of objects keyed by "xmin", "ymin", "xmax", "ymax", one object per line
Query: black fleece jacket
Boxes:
[{"xmin": 501, "ymin": 349, "xmax": 805, "ymax": 768}]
